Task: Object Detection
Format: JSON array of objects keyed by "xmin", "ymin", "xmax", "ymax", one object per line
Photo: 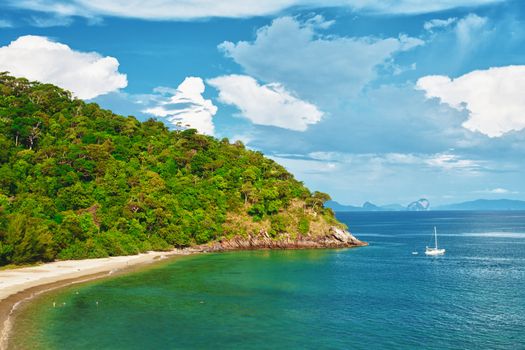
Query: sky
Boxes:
[{"xmin": 1, "ymin": 0, "xmax": 525, "ymax": 207}]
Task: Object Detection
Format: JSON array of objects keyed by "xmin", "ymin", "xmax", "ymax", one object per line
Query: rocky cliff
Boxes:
[{"xmin": 200, "ymin": 226, "xmax": 367, "ymax": 252}]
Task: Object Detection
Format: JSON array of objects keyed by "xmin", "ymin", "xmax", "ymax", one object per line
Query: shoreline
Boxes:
[
  {"xmin": 0, "ymin": 230, "xmax": 366, "ymax": 349},
  {"xmin": 0, "ymin": 248, "xmax": 201, "ymax": 350}
]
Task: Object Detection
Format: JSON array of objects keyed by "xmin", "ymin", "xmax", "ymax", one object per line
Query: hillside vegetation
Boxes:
[{"xmin": 0, "ymin": 73, "xmax": 342, "ymax": 265}]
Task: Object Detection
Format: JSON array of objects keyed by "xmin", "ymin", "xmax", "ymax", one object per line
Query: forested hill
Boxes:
[{"xmin": 0, "ymin": 73, "xmax": 346, "ymax": 266}]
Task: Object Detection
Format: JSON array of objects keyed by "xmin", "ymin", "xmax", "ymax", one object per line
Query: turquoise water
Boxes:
[{"xmin": 10, "ymin": 211, "xmax": 525, "ymax": 349}]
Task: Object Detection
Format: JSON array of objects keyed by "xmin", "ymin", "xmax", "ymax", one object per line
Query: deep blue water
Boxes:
[{"xmin": 10, "ymin": 211, "xmax": 525, "ymax": 349}]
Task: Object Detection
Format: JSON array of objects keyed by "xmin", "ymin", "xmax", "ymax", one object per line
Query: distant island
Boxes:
[
  {"xmin": 0, "ymin": 74, "xmax": 365, "ymax": 267},
  {"xmin": 327, "ymin": 198, "xmax": 525, "ymax": 212},
  {"xmin": 326, "ymin": 198, "xmax": 430, "ymax": 212},
  {"xmin": 434, "ymin": 199, "xmax": 525, "ymax": 211}
]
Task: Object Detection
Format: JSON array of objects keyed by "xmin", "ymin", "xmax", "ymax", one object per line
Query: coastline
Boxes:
[
  {"xmin": 201, "ymin": 227, "xmax": 368, "ymax": 251},
  {"xmin": 0, "ymin": 248, "xmax": 200, "ymax": 350},
  {"xmin": 0, "ymin": 229, "xmax": 366, "ymax": 349}
]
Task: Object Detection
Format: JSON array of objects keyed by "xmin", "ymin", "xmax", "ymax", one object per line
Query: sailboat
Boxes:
[{"xmin": 425, "ymin": 226, "xmax": 445, "ymax": 256}]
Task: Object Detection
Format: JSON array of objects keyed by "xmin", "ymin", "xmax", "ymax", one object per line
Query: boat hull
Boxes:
[{"xmin": 425, "ymin": 248, "xmax": 445, "ymax": 256}]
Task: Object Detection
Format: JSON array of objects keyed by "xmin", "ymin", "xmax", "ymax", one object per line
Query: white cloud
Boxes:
[
  {"xmin": 219, "ymin": 16, "xmax": 423, "ymax": 103},
  {"xmin": 207, "ymin": 74, "xmax": 323, "ymax": 131},
  {"xmin": 7, "ymin": 0, "xmax": 297, "ymax": 19},
  {"xmin": 8, "ymin": 0, "xmax": 504, "ymax": 19},
  {"xmin": 229, "ymin": 133, "xmax": 254, "ymax": 146},
  {"xmin": 27, "ymin": 15, "xmax": 73, "ymax": 27},
  {"xmin": 143, "ymin": 77, "xmax": 217, "ymax": 135},
  {"xmin": 473, "ymin": 187, "xmax": 521, "ymax": 195},
  {"xmin": 477, "ymin": 187, "xmax": 511, "ymax": 194},
  {"xmin": 304, "ymin": 14, "xmax": 335, "ymax": 29},
  {"xmin": 424, "ymin": 153, "xmax": 481, "ymax": 171},
  {"xmin": 341, "ymin": 0, "xmax": 503, "ymax": 15},
  {"xmin": 417, "ymin": 13, "xmax": 496, "ymax": 74},
  {"xmin": 455, "ymin": 14, "xmax": 488, "ymax": 50},
  {"xmin": 491, "ymin": 188, "xmax": 509, "ymax": 194},
  {"xmin": 424, "ymin": 17, "xmax": 457, "ymax": 31},
  {"xmin": 0, "ymin": 35, "xmax": 127, "ymax": 99},
  {"xmin": 416, "ymin": 66, "xmax": 525, "ymax": 137}
]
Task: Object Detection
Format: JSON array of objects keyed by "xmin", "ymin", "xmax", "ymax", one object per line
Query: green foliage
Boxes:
[
  {"xmin": 269, "ymin": 214, "xmax": 291, "ymax": 238},
  {"xmin": 0, "ymin": 73, "xmax": 339, "ymax": 265},
  {"xmin": 4, "ymin": 214, "xmax": 54, "ymax": 264},
  {"xmin": 298, "ymin": 217, "xmax": 310, "ymax": 234}
]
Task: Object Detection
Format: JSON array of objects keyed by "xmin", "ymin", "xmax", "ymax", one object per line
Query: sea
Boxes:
[{"xmin": 9, "ymin": 211, "xmax": 525, "ymax": 349}]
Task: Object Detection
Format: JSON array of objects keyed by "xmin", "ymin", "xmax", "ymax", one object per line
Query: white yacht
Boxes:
[{"xmin": 425, "ymin": 226, "xmax": 445, "ymax": 256}]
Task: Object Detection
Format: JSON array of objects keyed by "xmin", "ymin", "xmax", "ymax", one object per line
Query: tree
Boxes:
[
  {"xmin": 307, "ymin": 191, "xmax": 332, "ymax": 211},
  {"xmin": 5, "ymin": 214, "xmax": 54, "ymax": 264}
]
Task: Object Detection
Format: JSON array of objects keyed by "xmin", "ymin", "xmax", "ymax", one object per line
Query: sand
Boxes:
[{"xmin": 0, "ymin": 248, "xmax": 199, "ymax": 350}]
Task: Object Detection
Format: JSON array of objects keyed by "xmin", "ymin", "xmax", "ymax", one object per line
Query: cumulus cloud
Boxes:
[
  {"xmin": 143, "ymin": 77, "xmax": 217, "ymax": 135},
  {"xmin": 416, "ymin": 66, "xmax": 525, "ymax": 137},
  {"xmin": 208, "ymin": 75, "xmax": 323, "ymax": 131},
  {"xmin": 0, "ymin": 35, "xmax": 127, "ymax": 99},
  {"xmin": 219, "ymin": 16, "xmax": 423, "ymax": 104},
  {"xmin": 455, "ymin": 14, "xmax": 488, "ymax": 50},
  {"xmin": 8, "ymin": 0, "xmax": 504, "ymax": 19}
]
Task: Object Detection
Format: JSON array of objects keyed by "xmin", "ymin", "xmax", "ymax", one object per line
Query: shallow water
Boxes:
[{"xmin": 10, "ymin": 211, "xmax": 525, "ymax": 349}]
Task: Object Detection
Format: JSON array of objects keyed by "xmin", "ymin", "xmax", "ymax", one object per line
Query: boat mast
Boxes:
[{"xmin": 434, "ymin": 226, "xmax": 438, "ymax": 249}]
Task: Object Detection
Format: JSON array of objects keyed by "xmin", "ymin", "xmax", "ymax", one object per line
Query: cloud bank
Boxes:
[
  {"xmin": 0, "ymin": 35, "xmax": 127, "ymax": 99},
  {"xmin": 7, "ymin": 0, "xmax": 505, "ymax": 20},
  {"xmin": 220, "ymin": 16, "xmax": 423, "ymax": 104},
  {"xmin": 417, "ymin": 66, "xmax": 525, "ymax": 137}
]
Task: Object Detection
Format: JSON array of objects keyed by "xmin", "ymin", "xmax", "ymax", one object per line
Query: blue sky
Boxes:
[{"xmin": 1, "ymin": 0, "xmax": 524, "ymax": 207}]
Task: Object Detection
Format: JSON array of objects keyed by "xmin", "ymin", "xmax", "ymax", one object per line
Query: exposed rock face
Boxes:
[{"xmin": 200, "ymin": 226, "xmax": 367, "ymax": 252}]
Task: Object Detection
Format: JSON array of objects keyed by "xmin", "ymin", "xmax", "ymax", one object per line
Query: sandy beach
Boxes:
[{"xmin": 0, "ymin": 249, "xmax": 199, "ymax": 350}]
